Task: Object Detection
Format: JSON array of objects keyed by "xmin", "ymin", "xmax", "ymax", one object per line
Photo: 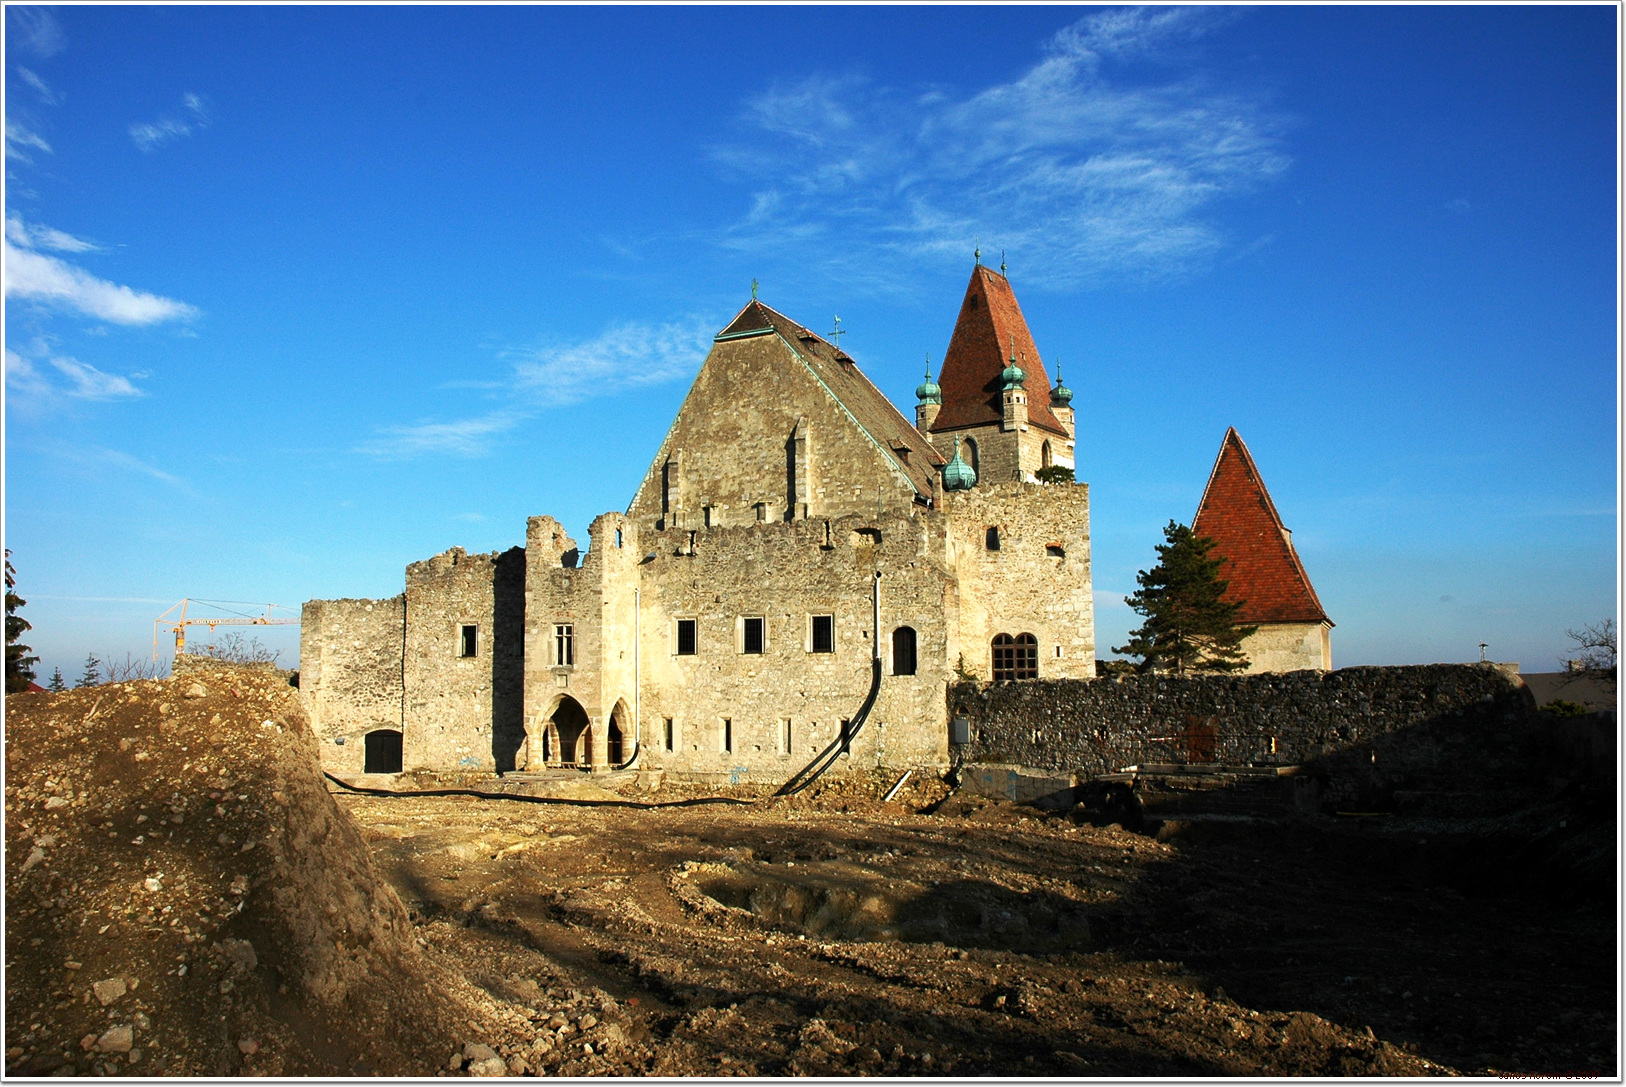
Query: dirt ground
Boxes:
[{"xmin": 4, "ymin": 670, "xmax": 1617, "ymax": 1077}]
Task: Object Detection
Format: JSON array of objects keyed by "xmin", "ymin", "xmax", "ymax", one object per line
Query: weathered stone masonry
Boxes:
[{"xmin": 952, "ymin": 664, "xmax": 1533, "ymax": 779}]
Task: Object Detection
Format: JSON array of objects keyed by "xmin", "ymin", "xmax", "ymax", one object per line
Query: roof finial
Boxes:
[
  {"xmin": 830, "ymin": 315, "xmax": 845, "ymax": 349},
  {"xmin": 751, "ymin": 277, "xmax": 759, "ymax": 301},
  {"xmin": 974, "ymin": 237, "xmax": 981, "ymax": 266},
  {"xmin": 1009, "ymin": 334, "xmax": 1016, "ymax": 364},
  {"xmin": 1000, "ymin": 250, "xmax": 1007, "ymax": 276}
]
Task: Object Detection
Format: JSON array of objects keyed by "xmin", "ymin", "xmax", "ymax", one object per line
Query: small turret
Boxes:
[
  {"xmin": 1049, "ymin": 359, "xmax": 1074, "ymax": 441},
  {"xmin": 915, "ymin": 357, "xmax": 942, "ymax": 434},
  {"xmin": 1001, "ymin": 337, "xmax": 1028, "ymax": 433},
  {"xmin": 941, "ymin": 435, "xmax": 976, "ymax": 491}
]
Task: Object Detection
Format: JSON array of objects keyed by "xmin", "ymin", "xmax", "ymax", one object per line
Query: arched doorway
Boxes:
[
  {"xmin": 549, "ymin": 696, "xmax": 591, "ymax": 769},
  {"xmin": 364, "ymin": 729, "xmax": 403, "ymax": 774},
  {"xmin": 607, "ymin": 718, "xmax": 623, "ymax": 767}
]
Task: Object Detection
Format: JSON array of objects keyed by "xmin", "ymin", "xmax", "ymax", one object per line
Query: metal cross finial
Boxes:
[
  {"xmin": 1009, "ymin": 335, "xmax": 1016, "ymax": 364},
  {"xmin": 1000, "ymin": 250, "xmax": 1007, "ymax": 276},
  {"xmin": 924, "ymin": 354, "xmax": 933, "ymax": 381},
  {"xmin": 751, "ymin": 277, "xmax": 759, "ymax": 301},
  {"xmin": 831, "ymin": 315, "xmax": 845, "ymax": 348}
]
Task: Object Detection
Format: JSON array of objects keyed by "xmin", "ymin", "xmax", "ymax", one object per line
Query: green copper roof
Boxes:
[{"xmin": 941, "ymin": 435, "xmax": 977, "ymax": 491}]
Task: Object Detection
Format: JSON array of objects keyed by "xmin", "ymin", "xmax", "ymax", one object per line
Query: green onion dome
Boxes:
[
  {"xmin": 941, "ymin": 436, "xmax": 977, "ymax": 491},
  {"xmin": 1000, "ymin": 361, "xmax": 1027, "ymax": 391},
  {"xmin": 915, "ymin": 361, "xmax": 941, "ymax": 405},
  {"xmin": 1050, "ymin": 360, "xmax": 1072, "ymax": 406}
]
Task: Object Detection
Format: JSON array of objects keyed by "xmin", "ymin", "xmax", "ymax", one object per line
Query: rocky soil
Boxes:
[{"xmin": 5, "ymin": 668, "xmax": 1615, "ymax": 1077}]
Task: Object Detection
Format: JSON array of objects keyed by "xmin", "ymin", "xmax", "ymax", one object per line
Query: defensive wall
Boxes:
[{"xmin": 951, "ymin": 663, "xmax": 1535, "ymax": 780}]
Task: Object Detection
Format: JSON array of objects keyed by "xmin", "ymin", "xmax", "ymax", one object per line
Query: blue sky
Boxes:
[{"xmin": 4, "ymin": 5, "xmax": 1617, "ymax": 681}]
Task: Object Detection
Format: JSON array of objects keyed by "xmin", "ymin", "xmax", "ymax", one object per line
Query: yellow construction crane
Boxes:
[{"xmin": 152, "ymin": 598, "xmax": 300, "ymax": 660}]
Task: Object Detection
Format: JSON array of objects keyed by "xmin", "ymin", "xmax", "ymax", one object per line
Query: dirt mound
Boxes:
[{"xmin": 3, "ymin": 669, "xmax": 517, "ymax": 1075}]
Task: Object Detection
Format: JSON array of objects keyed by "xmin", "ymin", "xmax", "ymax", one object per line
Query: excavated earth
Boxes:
[{"xmin": 5, "ymin": 670, "xmax": 1616, "ymax": 1077}]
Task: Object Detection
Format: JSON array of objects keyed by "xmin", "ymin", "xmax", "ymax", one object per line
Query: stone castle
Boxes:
[{"xmin": 300, "ymin": 262, "xmax": 1327, "ymax": 780}]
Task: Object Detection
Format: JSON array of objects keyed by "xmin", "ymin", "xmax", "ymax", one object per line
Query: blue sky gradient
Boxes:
[{"xmin": 4, "ymin": 5, "xmax": 1617, "ymax": 680}]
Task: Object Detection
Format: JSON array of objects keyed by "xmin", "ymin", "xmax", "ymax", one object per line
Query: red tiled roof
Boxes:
[
  {"xmin": 713, "ymin": 299, "xmax": 947, "ymax": 498},
  {"xmin": 1191, "ymin": 428, "xmax": 1331, "ymax": 627},
  {"xmin": 930, "ymin": 265, "xmax": 1067, "ymax": 436}
]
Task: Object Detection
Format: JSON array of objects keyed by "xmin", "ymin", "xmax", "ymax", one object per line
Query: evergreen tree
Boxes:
[
  {"xmin": 77, "ymin": 653, "xmax": 102, "ymax": 689},
  {"xmin": 5, "ymin": 549, "xmax": 39, "ymax": 693},
  {"xmin": 48, "ymin": 667, "xmax": 67, "ymax": 693},
  {"xmin": 1113, "ymin": 521, "xmax": 1257, "ymax": 676}
]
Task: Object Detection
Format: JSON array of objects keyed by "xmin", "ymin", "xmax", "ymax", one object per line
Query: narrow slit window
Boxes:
[
  {"xmin": 554, "ymin": 624, "xmax": 574, "ymax": 667},
  {"xmin": 615, "ymin": 528, "xmax": 623, "ymax": 548},
  {"xmin": 721, "ymin": 718, "xmax": 732, "ymax": 754},
  {"xmin": 985, "ymin": 526, "xmax": 1001, "ymax": 551},
  {"xmin": 779, "ymin": 719, "xmax": 792, "ymax": 755},
  {"xmin": 839, "ymin": 717, "xmax": 851, "ymax": 754},
  {"xmin": 664, "ymin": 717, "xmax": 675, "ymax": 752},
  {"xmin": 458, "ymin": 625, "xmax": 478, "ymax": 658},
  {"xmin": 811, "ymin": 614, "xmax": 834, "ymax": 653},
  {"xmin": 676, "ymin": 619, "xmax": 697, "ymax": 656},
  {"xmin": 742, "ymin": 616, "xmax": 764, "ymax": 654}
]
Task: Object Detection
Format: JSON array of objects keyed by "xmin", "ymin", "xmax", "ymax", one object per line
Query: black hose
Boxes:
[
  {"xmin": 775, "ymin": 657, "xmax": 883, "ymax": 798},
  {"xmin": 322, "ymin": 771, "xmax": 750, "ymax": 810}
]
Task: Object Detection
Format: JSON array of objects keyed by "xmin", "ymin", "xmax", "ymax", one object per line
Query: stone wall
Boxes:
[
  {"xmin": 952, "ymin": 664, "xmax": 1533, "ymax": 779},
  {"xmin": 1240, "ymin": 621, "xmax": 1332, "ymax": 673},
  {"xmin": 943, "ymin": 480, "xmax": 1095, "ymax": 684},
  {"xmin": 401, "ymin": 547, "xmax": 525, "ymax": 773},
  {"xmin": 298, "ymin": 597, "xmax": 405, "ymax": 773}
]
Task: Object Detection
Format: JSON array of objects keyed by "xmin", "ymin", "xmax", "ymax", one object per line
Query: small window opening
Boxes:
[
  {"xmin": 664, "ymin": 717, "xmax": 675, "ymax": 752},
  {"xmin": 779, "ymin": 719, "xmax": 792, "ymax": 755},
  {"xmin": 992, "ymin": 632, "xmax": 1039, "ymax": 682},
  {"xmin": 985, "ymin": 527, "xmax": 1001, "ymax": 551},
  {"xmin": 1055, "ymin": 645, "xmax": 1063, "ymax": 658},
  {"xmin": 892, "ymin": 626, "xmax": 917, "ymax": 676},
  {"xmin": 742, "ymin": 616, "xmax": 764, "ymax": 654},
  {"xmin": 721, "ymin": 718, "xmax": 732, "ymax": 754},
  {"xmin": 839, "ymin": 717, "xmax": 851, "ymax": 754},
  {"xmin": 823, "ymin": 520, "xmax": 834, "ymax": 549},
  {"xmin": 676, "ymin": 619, "xmax": 698, "ymax": 656},
  {"xmin": 687, "ymin": 530, "xmax": 697, "ymax": 555},
  {"xmin": 459, "ymin": 625, "xmax": 478, "ymax": 658},
  {"xmin": 615, "ymin": 528, "xmax": 623, "ymax": 548},
  {"xmin": 554, "ymin": 624, "xmax": 574, "ymax": 667},
  {"xmin": 703, "ymin": 505, "xmax": 714, "ymax": 528},
  {"xmin": 1041, "ymin": 440, "xmax": 1053, "ymax": 468},
  {"xmin": 1046, "ymin": 544, "xmax": 1065, "ymax": 558},
  {"xmin": 755, "ymin": 502, "xmax": 767, "ymax": 522},
  {"xmin": 811, "ymin": 614, "xmax": 834, "ymax": 653}
]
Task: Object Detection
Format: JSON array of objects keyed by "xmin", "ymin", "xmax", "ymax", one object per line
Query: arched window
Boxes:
[
  {"xmin": 991, "ymin": 633, "xmax": 1039, "ymax": 682},
  {"xmin": 964, "ymin": 437, "xmax": 979, "ymax": 477},
  {"xmin": 363, "ymin": 729, "xmax": 403, "ymax": 774},
  {"xmin": 1041, "ymin": 440, "xmax": 1053, "ymax": 468},
  {"xmin": 892, "ymin": 626, "xmax": 917, "ymax": 676}
]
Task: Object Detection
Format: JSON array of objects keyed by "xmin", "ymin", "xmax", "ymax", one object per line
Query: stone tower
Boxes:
[{"xmin": 919, "ymin": 262, "xmax": 1074, "ymax": 484}]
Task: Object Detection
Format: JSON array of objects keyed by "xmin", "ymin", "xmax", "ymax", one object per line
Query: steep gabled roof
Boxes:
[
  {"xmin": 721, "ymin": 299, "xmax": 948, "ymax": 496},
  {"xmin": 1191, "ymin": 428, "xmax": 1332, "ymax": 627},
  {"xmin": 931, "ymin": 265, "xmax": 1067, "ymax": 436}
]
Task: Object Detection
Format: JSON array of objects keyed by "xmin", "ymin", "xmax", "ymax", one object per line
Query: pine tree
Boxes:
[
  {"xmin": 77, "ymin": 653, "xmax": 102, "ymax": 689},
  {"xmin": 1113, "ymin": 521, "xmax": 1257, "ymax": 676},
  {"xmin": 48, "ymin": 667, "xmax": 67, "ymax": 692},
  {"xmin": 5, "ymin": 549, "xmax": 39, "ymax": 693}
]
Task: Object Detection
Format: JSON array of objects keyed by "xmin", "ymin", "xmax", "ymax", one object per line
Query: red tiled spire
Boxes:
[
  {"xmin": 930, "ymin": 265, "xmax": 1067, "ymax": 436},
  {"xmin": 1191, "ymin": 428, "xmax": 1332, "ymax": 626}
]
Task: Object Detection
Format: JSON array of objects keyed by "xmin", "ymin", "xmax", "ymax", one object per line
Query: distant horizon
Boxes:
[{"xmin": 4, "ymin": 5, "xmax": 1616, "ymax": 682}]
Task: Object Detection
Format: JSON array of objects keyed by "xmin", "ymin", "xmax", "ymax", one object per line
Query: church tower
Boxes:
[{"xmin": 919, "ymin": 260, "xmax": 1074, "ymax": 484}]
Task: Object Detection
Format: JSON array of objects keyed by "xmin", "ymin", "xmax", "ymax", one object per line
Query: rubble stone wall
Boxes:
[
  {"xmin": 298, "ymin": 597, "xmax": 406, "ymax": 773},
  {"xmin": 952, "ymin": 664, "xmax": 1534, "ymax": 779}
]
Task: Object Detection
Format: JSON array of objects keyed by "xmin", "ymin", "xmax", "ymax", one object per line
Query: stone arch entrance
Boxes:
[
  {"xmin": 547, "ymin": 696, "xmax": 591, "ymax": 769},
  {"xmin": 363, "ymin": 729, "xmax": 403, "ymax": 774}
]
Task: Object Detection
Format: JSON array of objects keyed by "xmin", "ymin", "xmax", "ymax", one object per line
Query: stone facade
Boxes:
[
  {"xmin": 1241, "ymin": 622, "xmax": 1333, "ymax": 674},
  {"xmin": 950, "ymin": 663, "xmax": 1532, "ymax": 780},
  {"xmin": 300, "ymin": 275, "xmax": 1098, "ymax": 782}
]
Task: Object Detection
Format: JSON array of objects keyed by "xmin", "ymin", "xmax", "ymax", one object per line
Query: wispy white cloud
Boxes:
[
  {"xmin": 3, "ymin": 215, "xmax": 197, "ymax": 325},
  {"xmin": 713, "ymin": 7, "xmax": 1286, "ymax": 288},
  {"xmin": 6, "ymin": 213, "xmax": 99, "ymax": 253},
  {"xmin": 502, "ymin": 319, "xmax": 712, "ymax": 406},
  {"xmin": 359, "ymin": 319, "xmax": 713, "ymax": 460},
  {"xmin": 5, "ymin": 346, "xmax": 147, "ymax": 412},
  {"xmin": 129, "ymin": 93, "xmax": 210, "ymax": 153},
  {"xmin": 17, "ymin": 67, "xmax": 60, "ymax": 105},
  {"xmin": 5, "ymin": 119, "xmax": 52, "ymax": 162},
  {"xmin": 8, "ymin": 8, "xmax": 66, "ymax": 58},
  {"xmin": 355, "ymin": 411, "xmax": 524, "ymax": 460},
  {"xmin": 66, "ymin": 444, "xmax": 189, "ymax": 489}
]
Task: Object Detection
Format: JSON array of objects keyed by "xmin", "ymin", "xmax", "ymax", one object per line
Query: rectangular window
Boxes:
[
  {"xmin": 839, "ymin": 717, "xmax": 851, "ymax": 754},
  {"xmin": 664, "ymin": 717, "xmax": 675, "ymax": 752},
  {"xmin": 459, "ymin": 625, "xmax": 478, "ymax": 658},
  {"xmin": 811, "ymin": 614, "xmax": 834, "ymax": 653},
  {"xmin": 676, "ymin": 618, "xmax": 697, "ymax": 655},
  {"xmin": 742, "ymin": 616, "xmax": 764, "ymax": 654},
  {"xmin": 554, "ymin": 624, "xmax": 574, "ymax": 667},
  {"xmin": 721, "ymin": 718, "xmax": 732, "ymax": 754},
  {"xmin": 779, "ymin": 719, "xmax": 792, "ymax": 756}
]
